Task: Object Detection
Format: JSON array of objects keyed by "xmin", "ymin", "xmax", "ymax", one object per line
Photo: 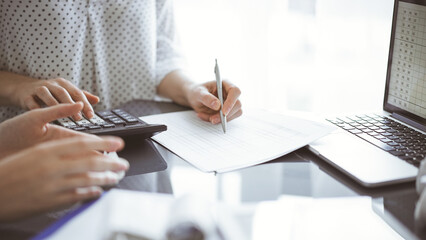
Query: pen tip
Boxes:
[{"xmin": 215, "ymin": 58, "xmax": 217, "ymax": 64}]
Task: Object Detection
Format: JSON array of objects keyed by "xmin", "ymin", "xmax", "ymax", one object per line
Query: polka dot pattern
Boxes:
[{"xmin": 0, "ymin": 0, "xmax": 185, "ymax": 122}]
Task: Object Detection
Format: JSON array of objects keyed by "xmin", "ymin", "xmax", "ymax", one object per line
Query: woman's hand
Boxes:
[
  {"xmin": 16, "ymin": 77, "xmax": 99, "ymax": 120},
  {"xmin": 0, "ymin": 72, "xmax": 98, "ymax": 120},
  {"xmin": 156, "ymin": 70, "xmax": 242, "ymax": 123},
  {"xmin": 0, "ymin": 102, "xmax": 95, "ymax": 158},
  {"xmin": 0, "ymin": 136, "xmax": 129, "ymax": 222},
  {"xmin": 186, "ymin": 80, "xmax": 242, "ymax": 124}
]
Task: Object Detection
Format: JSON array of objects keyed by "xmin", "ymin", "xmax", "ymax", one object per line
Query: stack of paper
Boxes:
[{"xmin": 141, "ymin": 109, "xmax": 334, "ymax": 173}]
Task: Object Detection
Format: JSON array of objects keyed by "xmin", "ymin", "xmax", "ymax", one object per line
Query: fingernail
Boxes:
[
  {"xmin": 92, "ymin": 186, "xmax": 103, "ymax": 195},
  {"xmin": 211, "ymin": 100, "xmax": 219, "ymax": 109},
  {"xmin": 106, "ymin": 172, "xmax": 120, "ymax": 184},
  {"xmin": 76, "ymin": 186, "xmax": 102, "ymax": 195},
  {"xmin": 87, "ymin": 110, "xmax": 94, "ymax": 118},
  {"xmin": 118, "ymin": 159, "xmax": 129, "ymax": 170},
  {"xmin": 211, "ymin": 117, "xmax": 219, "ymax": 124},
  {"xmin": 224, "ymin": 107, "xmax": 230, "ymax": 116},
  {"xmin": 107, "ymin": 137, "xmax": 123, "ymax": 148},
  {"xmin": 75, "ymin": 101, "xmax": 84, "ymax": 108}
]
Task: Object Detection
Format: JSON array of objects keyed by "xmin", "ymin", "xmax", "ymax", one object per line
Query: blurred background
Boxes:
[{"xmin": 174, "ymin": 0, "xmax": 394, "ymax": 114}]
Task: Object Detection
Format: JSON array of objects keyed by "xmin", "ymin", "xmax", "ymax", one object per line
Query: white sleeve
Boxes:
[{"xmin": 155, "ymin": 0, "xmax": 186, "ymax": 85}]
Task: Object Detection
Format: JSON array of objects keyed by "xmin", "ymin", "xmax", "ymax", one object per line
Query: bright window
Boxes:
[{"xmin": 175, "ymin": 0, "xmax": 393, "ymax": 114}]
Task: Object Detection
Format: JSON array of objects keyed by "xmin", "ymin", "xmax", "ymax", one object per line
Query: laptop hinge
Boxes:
[{"xmin": 390, "ymin": 112, "xmax": 426, "ymax": 132}]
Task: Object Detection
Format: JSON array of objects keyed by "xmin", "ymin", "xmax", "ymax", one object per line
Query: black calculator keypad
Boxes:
[{"xmin": 56, "ymin": 109, "xmax": 166, "ymax": 138}]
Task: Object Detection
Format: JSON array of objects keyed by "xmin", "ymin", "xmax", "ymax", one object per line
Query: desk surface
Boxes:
[{"xmin": 0, "ymin": 100, "xmax": 424, "ymax": 239}]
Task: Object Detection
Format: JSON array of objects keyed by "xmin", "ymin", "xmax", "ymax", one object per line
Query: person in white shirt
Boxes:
[{"xmin": 0, "ymin": 0, "xmax": 242, "ymax": 123}]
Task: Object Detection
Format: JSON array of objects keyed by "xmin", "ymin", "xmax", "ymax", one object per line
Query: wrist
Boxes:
[
  {"xmin": 8, "ymin": 81, "xmax": 27, "ymax": 107},
  {"xmin": 158, "ymin": 70, "xmax": 197, "ymax": 107},
  {"xmin": 14, "ymin": 76, "xmax": 41, "ymax": 108},
  {"xmin": 0, "ymin": 72, "xmax": 35, "ymax": 107},
  {"xmin": 0, "ymin": 124, "xmax": 10, "ymax": 159},
  {"xmin": 182, "ymin": 81, "xmax": 197, "ymax": 106}
]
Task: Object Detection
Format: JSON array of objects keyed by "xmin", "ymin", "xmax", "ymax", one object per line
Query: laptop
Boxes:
[{"xmin": 309, "ymin": 0, "xmax": 426, "ymax": 187}]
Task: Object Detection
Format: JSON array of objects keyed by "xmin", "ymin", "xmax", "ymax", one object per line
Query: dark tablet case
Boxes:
[{"xmin": 119, "ymin": 135, "xmax": 167, "ymax": 176}]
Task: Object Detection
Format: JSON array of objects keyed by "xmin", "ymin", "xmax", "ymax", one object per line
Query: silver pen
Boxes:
[{"xmin": 214, "ymin": 59, "xmax": 227, "ymax": 133}]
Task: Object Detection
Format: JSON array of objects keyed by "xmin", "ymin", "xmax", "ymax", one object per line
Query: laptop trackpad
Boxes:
[{"xmin": 309, "ymin": 132, "xmax": 417, "ymax": 186}]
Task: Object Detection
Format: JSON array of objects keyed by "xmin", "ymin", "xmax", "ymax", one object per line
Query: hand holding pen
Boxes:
[{"xmin": 184, "ymin": 60, "xmax": 242, "ymax": 128}]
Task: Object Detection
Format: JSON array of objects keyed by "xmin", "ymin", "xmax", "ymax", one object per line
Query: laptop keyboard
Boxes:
[{"xmin": 327, "ymin": 114, "xmax": 426, "ymax": 167}]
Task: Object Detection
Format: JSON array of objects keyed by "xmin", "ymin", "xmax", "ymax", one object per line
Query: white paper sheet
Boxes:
[
  {"xmin": 47, "ymin": 189, "xmax": 246, "ymax": 240},
  {"xmin": 141, "ymin": 109, "xmax": 335, "ymax": 173},
  {"xmin": 48, "ymin": 190, "xmax": 175, "ymax": 240},
  {"xmin": 252, "ymin": 196, "xmax": 403, "ymax": 240}
]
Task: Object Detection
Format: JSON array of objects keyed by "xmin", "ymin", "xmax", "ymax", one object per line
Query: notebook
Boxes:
[{"xmin": 309, "ymin": 0, "xmax": 426, "ymax": 187}]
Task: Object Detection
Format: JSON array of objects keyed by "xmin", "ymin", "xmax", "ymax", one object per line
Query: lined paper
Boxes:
[{"xmin": 141, "ymin": 109, "xmax": 334, "ymax": 173}]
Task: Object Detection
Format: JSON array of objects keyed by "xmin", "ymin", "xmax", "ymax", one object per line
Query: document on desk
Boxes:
[
  {"xmin": 45, "ymin": 189, "xmax": 246, "ymax": 240},
  {"xmin": 252, "ymin": 196, "xmax": 403, "ymax": 240},
  {"xmin": 141, "ymin": 109, "xmax": 335, "ymax": 173}
]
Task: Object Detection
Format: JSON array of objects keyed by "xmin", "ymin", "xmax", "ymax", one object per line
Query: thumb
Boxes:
[
  {"xmin": 199, "ymin": 88, "xmax": 221, "ymax": 111},
  {"xmin": 33, "ymin": 102, "xmax": 84, "ymax": 125}
]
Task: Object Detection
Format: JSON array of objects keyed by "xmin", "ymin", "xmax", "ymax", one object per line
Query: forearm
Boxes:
[
  {"xmin": 156, "ymin": 70, "xmax": 195, "ymax": 107},
  {"xmin": 0, "ymin": 71, "xmax": 34, "ymax": 106}
]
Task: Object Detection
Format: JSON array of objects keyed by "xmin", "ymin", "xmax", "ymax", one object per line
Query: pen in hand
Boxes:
[{"xmin": 214, "ymin": 59, "xmax": 227, "ymax": 133}]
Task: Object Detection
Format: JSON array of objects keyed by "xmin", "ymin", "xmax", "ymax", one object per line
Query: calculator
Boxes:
[{"xmin": 55, "ymin": 109, "xmax": 167, "ymax": 138}]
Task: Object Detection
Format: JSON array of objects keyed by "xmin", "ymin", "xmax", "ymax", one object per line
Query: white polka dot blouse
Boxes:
[{"xmin": 0, "ymin": 0, "xmax": 185, "ymax": 121}]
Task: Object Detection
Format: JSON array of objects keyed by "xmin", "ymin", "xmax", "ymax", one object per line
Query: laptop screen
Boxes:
[{"xmin": 384, "ymin": 0, "xmax": 426, "ymax": 126}]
